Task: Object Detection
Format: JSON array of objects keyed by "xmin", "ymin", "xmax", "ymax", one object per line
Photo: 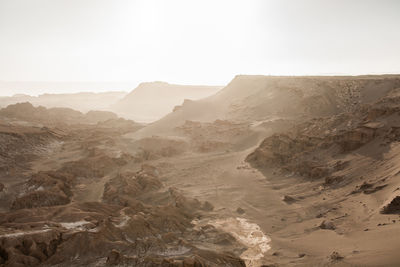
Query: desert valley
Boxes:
[
  {"xmin": 1, "ymin": 0, "xmax": 399, "ymax": 266},
  {"xmin": 1, "ymin": 75, "xmax": 400, "ymax": 266}
]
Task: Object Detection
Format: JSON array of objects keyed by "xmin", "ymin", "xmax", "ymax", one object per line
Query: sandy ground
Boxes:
[
  {"xmin": 140, "ymin": 147, "xmax": 400, "ymax": 266},
  {"xmin": 12, "ymin": 122, "xmax": 400, "ymax": 266}
]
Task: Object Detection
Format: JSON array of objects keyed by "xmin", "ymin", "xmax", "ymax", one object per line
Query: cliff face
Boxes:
[
  {"xmin": 246, "ymin": 85, "xmax": 400, "ymax": 225},
  {"xmin": 208, "ymin": 75, "xmax": 400, "ymax": 121},
  {"xmin": 239, "ymin": 79, "xmax": 400, "ymax": 265},
  {"xmin": 246, "ymin": 85, "xmax": 400, "ymax": 173}
]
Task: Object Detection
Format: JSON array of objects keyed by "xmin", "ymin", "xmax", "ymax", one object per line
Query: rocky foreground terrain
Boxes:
[
  {"xmin": 1, "ymin": 75, "xmax": 400, "ymax": 266},
  {"xmin": 0, "ymin": 103, "xmax": 246, "ymax": 266}
]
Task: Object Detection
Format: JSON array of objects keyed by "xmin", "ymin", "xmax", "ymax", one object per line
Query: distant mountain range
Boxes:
[
  {"xmin": 0, "ymin": 81, "xmax": 223, "ymax": 123},
  {"xmin": 0, "ymin": 91, "xmax": 127, "ymax": 113}
]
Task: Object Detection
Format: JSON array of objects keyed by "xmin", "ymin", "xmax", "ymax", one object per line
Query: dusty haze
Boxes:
[
  {"xmin": 1, "ymin": 1, "xmax": 400, "ymax": 267},
  {"xmin": 1, "ymin": 0, "xmax": 400, "ymax": 96}
]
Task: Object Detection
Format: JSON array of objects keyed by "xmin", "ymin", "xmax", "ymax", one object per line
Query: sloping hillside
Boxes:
[
  {"xmin": 111, "ymin": 81, "xmax": 222, "ymax": 122},
  {"xmin": 244, "ymin": 85, "xmax": 400, "ymax": 265},
  {"xmin": 133, "ymin": 75, "xmax": 400, "ymax": 138}
]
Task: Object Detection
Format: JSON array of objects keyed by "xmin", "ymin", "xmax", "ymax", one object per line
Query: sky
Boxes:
[{"xmin": 0, "ymin": 0, "xmax": 399, "ymax": 95}]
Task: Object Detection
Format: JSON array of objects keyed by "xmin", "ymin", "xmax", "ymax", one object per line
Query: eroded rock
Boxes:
[{"xmin": 381, "ymin": 196, "xmax": 400, "ymax": 214}]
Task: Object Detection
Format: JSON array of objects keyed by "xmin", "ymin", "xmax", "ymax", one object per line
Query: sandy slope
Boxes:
[
  {"xmin": 133, "ymin": 75, "xmax": 400, "ymax": 138},
  {"xmin": 138, "ymin": 143, "xmax": 400, "ymax": 266},
  {"xmin": 111, "ymin": 81, "xmax": 222, "ymax": 122},
  {"xmin": 124, "ymin": 75, "xmax": 400, "ymax": 266}
]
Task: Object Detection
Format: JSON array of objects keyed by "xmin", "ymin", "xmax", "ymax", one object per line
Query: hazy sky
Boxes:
[{"xmin": 0, "ymin": 0, "xmax": 399, "ymax": 95}]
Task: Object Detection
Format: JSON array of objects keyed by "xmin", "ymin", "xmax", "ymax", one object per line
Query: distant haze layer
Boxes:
[
  {"xmin": 0, "ymin": 81, "xmax": 223, "ymax": 122},
  {"xmin": 111, "ymin": 82, "xmax": 222, "ymax": 122},
  {"xmin": 1, "ymin": 0, "xmax": 399, "ymax": 88},
  {"xmin": 0, "ymin": 82, "xmax": 134, "ymax": 96},
  {"xmin": 0, "ymin": 90, "xmax": 127, "ymax": 113}
]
